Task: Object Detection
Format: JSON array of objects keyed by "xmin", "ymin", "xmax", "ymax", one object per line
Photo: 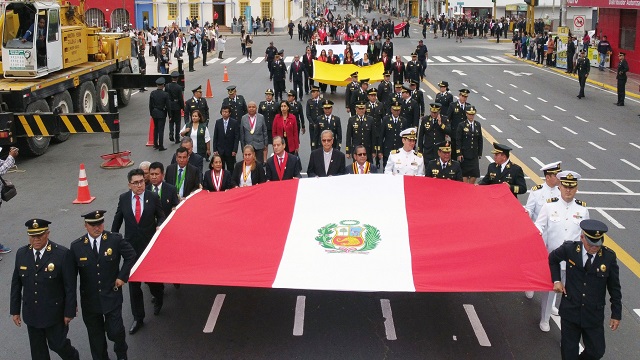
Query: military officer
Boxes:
[
  {"xmin": 418, "ymin": 102, "xmax": 450, "ymax": 161},
  {"xmin": 70, "ymin": 210, "xmax": 136, "ymax": 360},
  {"xmin": 576, "ymin": 50, "xmax": 590, "ymax": 99},
  {"xmin": 385, "ymin": 81, "xmax": 404, "ymax": 115},
  {"xmin": 165, "ymin": 71, "xmax": 184, "ymax": 142},
  {"xmin": 11, "ymin": 219, "xmax": 80, "ymax": 360},
  {"xmin": 221, "ymin": 85, "xmax": 248, "ymax": 123},
  {"xmin": 316, "ymin": 99, "xmax": 342, "ymax": 150},
  {"xmin": 305, "ymin": 86, "xmax": 323, "ymax": 150},
  {"xmin": 149, "ymin": 77, "xmax": 172, "ymax": 151},
  {"xmin": 366, "ymin": 88, "xmax": 384, "ymax": 165},
  {"xmin": 349, "ymin": 78, "xmax": 369, "ymax": 115},
  {"xmin": 400, "ymin": 86, "xmax": 420, "ymax": 127},
  {"xmin": 377, "ymin": 71, "xmax": 393, "ymax": 105},
  {"xmin": 287, "ymin": 90, "xmax": 305, "ymax": 136},
  {"xmin": 258, "ymin": 89, "xmax": 279, "ymax": 144},
  {"xmin": 409, "ymin": 79, "xmax": 425, "ymax": 116},
  {"xmin": 404, "ymin": 53, "xmax": 422, "ymax": 85},
  {"xmin": 455, "ymin": 106, "xmax": 483, "ymax": 184},
  {"xmin": 535, "ymin": 170, "xmax": 590, "ymax": 333},
  {"xmin": 184, "ymin": 85, "xmax": 210, "ymax": 125},
  {"xmin": 435, "ymin": 81, "xmax": 453, "ymax": 120},
  {"xmin": 272, "ymin": 52, "xmax": 288, "ymax": 101},
  {"xmin": 264, "ymin": 41, "xmax": 278, "ymax": 80},
  {"xmin": 345, "ymin": 101, "xmax": 376, "ymax": 163},
  {"xmin": 549, "ymin": 220, "xmax": 621, "ymax": 360},
  {"xmin": 384, "ymin": 127, "xmax": 424, "ymax": 176},
  {"xmin": 379, "ymin": 100, "xmax": 409, "ymax": 168},
  {"xmin": 381, "ymin": 37, "xmax": 394, "ymax": 60},
  {"xmin": 479, "ymin": 143, "xmax": 527, "ymax": 197},
  {"xmin": 446, "ymin": 88, "xmax": 471, "ymax": 155},
  {"xmin": 344, "ymin": 71, "xmax": 360, "ymax": 114},
  {"xmin": 525, "ymin": 161, "xmax": 562, "ymax": 221},
  {"xmin": 425, "ymin": 141, "xmax": 462, "ymax": 181}
]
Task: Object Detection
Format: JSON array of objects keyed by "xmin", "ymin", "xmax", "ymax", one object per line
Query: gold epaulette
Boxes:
[
  {"xmin": 531, "ymin": 184, "xmax": 543, "ymax": 191},
  {"xmin": 575, "ymin": 199, "xmax": 587, "ymax": 207},
  {"xmin": 547, "ymin": 197, "xmax": 559, "ymax": 203},
  {"xmin": 391, "ymin": 150, "xmax": 399, "ymax": 154}
]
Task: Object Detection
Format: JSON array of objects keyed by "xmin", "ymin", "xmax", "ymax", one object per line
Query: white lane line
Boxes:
[
  {"xmin": 203, "ymin": 294, "xmax": 226, "ymax": 333},
  {"xmin": 541, "ymin": 115, "xmax": 554, "ymax": 122},
  {"xmin": 550, "ymin": 315, "xmax": 585, "ymax": 353},
  {"xmin": 509, "ymin": 83, "xmax": 518, "ymax": 88},
  {"xmin": 471, "ymin": 89, "xmax": 478, "ymax": 94},
  {"xmin": 476, "ymin": 114, "xmax": 486, "ymax": 120},
  {"xmin": 509, "ymin": 96, "xmax": 519, "ymax": 102},
  {"xmin": 554, "ymin": 105, "xmax": 567, "ymax": 112},
  {"xmin": 433, "ymin": 56, "xmax": 450, "ymax": 62},
  {"xmin": 380, "ymin": 299, "xmax": 397, "ymax": 340},
  {"xmin": 461, "ymin": 83, "xmax": 468, "ymax": 87},
  {"xmin": 495, "ymin": 104, "xmax": 504, "ymax": 110},
  {"xmin": 525, "ymin": 105, "xmax": 535, "ymax": 111},
  {"xmin": 563, "ymin": 127, "xmax": 578, "ymax": 135},
  {"xmin": 621, "ymin": 159, "xmax": 640, "ymax": 170},
  {"xmin": 420, "ymin": 88, "xmax": 425, "ymax": 92},
  {"xmin": 131, "ymin": 90, "xmax": 140, "ymax": 96},
  {"xmin": 527, "ymin": 126, "xmax": 540, "ymax": 134},
  {"xmin": 403, "ymin": 56, "xmax": 412, "ymax": 61},
  {"xmin": 284, "ymin": 56, "xmax": 294, "ymax": 62},
  {"xmin": 592, "ymin": 207, "xmax": 640, "ymax": 210},
  {"xmin": 530, "ymin": 157, "xmax": 545, "ymax": 167},
  {"xmin": 221, "ymin": 57, "xmax": 236, "ymax": 64},
  {"xmin": 496, "ymin": 89, "xmax": 505, "ymax": 94},
  {"xmin": 293, "ymin": 295, "xmax": 306, "ymax": 336},
  {"xmin": 208, "ymin": 58, "xmax": 220, "ymax": 64},
  {"xmin": 575, "ymin": 116, "xmax": 588, "ymax": 123},
  {"xmin": 630, "ymin": 142, "xmax": 640, "ymax": 150},
  {"xmin": 522, "ymin": 90, "xmax": 531, "ymax": 95},
  {"xmin": 482, "ymin": 96, "xmax": 490, "ymax": 101},
  {"xmin": 537, "ymin": 97, "xmax": 548, "ymax": 102},
  {"xmin": 595, "ymin": 209, "xmax": 625, "ymax": 229},
  {"xmin": 448, "ymin": 56, "xmax": 466, "ymax": 62},
  {"xmin": 486, "ymin": 83, "xmax": 493, "ymax": 88},
  {"xmin": 427, "ymin": 95, "xmax": 433, "ymax": 100},
  {"xmin": 509, "ymin": 114, "xmax": 520, "ymax": 121},
  {"xmin": 588, "ymin": 141, "xmax": 607, "ymax": 151},
  {"xmin": 491, "ymin": 125, "xmax": 503, "ymax": 133},
  {"xmin": 599, "ymin": 127, "xmax": 616, "ymax": 136},
  {"xmin": 576, "ymin": 157, "xmax": 597, "ymax": 169},
  {"xmin": 237, "ymin": 57, "xmax": 250, "ymax": 64},
  {"xmin": 548, "ymin": 140, "xmax": 565, "ymax": 150},
  {"xmin": 463, "ymin": 304, "xmax": 491, "ymax": 347},
  {"xmin": 485, "ymin": 155, "xmax": 495, "ymax": 163},
  {"xmin": 507, "ymin": 139, "xmax": 522, "ymax": 149},
  {"xmin": 427, "ymin": 58, "xmax": 434, "ymax": 63},
  {"xmin": 252, "ymin": 57, "xmax": 264, "ymax": 64},
  {"xmin": 611, "ymin": 181, "xmax": 634, "ymax": 193},
  {"xmin": 634, "ymin": 309, "xmax": 640, "ymax": 319},
  {"xmin": 477, "ymin": 56, "xmax": 498, "ymax": 63},
  {"xmin": 462, "ymin": 56, "xmax": 481, "ymax": 63},
  {"xmin": 492, "ymin": 56, "xmax": 514, "ymax": 63}
]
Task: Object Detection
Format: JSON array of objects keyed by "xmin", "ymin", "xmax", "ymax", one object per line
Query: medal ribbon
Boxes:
[
  {"xmin": 212, "ymin": 170, "xmax": 223, "ymax": 191},
  {"xmin": 249, "ymin": 115, "xmax": 256, "ymax": 133},
  {"xmin": 276, "ymin": 152, "xmax": 288, "ymax": 180},
  {"xmin": 243, "ymin": 164, "xmax": 251, "ymax": 184}
]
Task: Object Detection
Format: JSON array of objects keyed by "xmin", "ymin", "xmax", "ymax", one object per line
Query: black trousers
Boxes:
[
  {"xmin": 274, "ymin": 80, "xmax": 285, "ymax": 101},
  {"xmin": 293, "ymin": 80, "xmax": 304, "ymax": 99},
  {"xmin": 169, "ymin": 110, "xmax": 181, "ymax": 139},
  {"xmin": 27, "ymin": 323, "xmax": 79, "ymax": 360},
  {"xmin": 129, "ymin": 281, "xmax": 164, "ymax": 321},
  {"xmin": 267, "ymin": 60, "xmax": 274, "ymax": 79},
  {"xmin": 304, "ymin": 73, "xmax": 312, "ymax": 94},
  {"xmin": 82, "ymin": 305, "xmax": 128, "ymax": 360},
  {"xmin": 617, "ymin": 78, "xmax": 626, "ymax": 104},
  {"xmin": 188, "ymin": 54, "xmax": 194, "ymax": 70},
  {"xmin": 222, "ymin": 155, "xmax": 236, "ymax": 171},
  {"xmin": 202, "ymin": 51, "xmax": 207, "ymax": 65},
  {"xmin": 152, "ymin": 117, "xmax": 166, "ymax": 147},
  {"xmin": 560, "ymin": 317, "xmax": 605, "ymax": 360},
  {"xmin": 567, "ymin": 53, "xmax": 575, "ymax": 72},
  {"xmin": 578, "ymin": 74, "xmax": 587, "ymax": 97}
]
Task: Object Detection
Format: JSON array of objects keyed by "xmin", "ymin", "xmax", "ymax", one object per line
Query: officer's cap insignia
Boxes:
[
  {"xmin": 47, "ymin": 263, "xmax": 55, "ymax": 272},
  {"xmin": 600, "ymin": 264, "xmax": 606, "ymax": 272},
  {"xmin": 106, "ymin": 248, "xmax": 113, "ymax": 256},
  {"xmin": 33, "ymin": 220, "xmax": 39, "ymax": 229}
]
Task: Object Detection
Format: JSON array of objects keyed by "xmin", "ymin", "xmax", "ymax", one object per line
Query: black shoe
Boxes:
[
  {"xmin": 174, "ymin": 284, "xmax": 181, "ymax": 289},
  {"xmin": 169, "ymin": 135, "xmax": 174, "ymax": 142},
  {"xmin": 175, "ymin": 140, "xmax": 180, "ymax": 144},
  {"xmin": 153, "ymin": 302, "xmax": 163, "ymax": 315},
  {"xmin": 153, "ymin": 145, "xmax": 159, "ymax": 149},
  {"xmin": 617, "ymin": 103, "xmax": 624, "ymax": 106},
  {"xmin": 129, "ymin": 320, "xmax": 144, "ymax": 334},
  {"xmin": 577, "ymin": 95, "xmax": 583, "ymax": 99},
  {"xmin": 203, "ymin": 64, "xmax": 208, "ymax": 67},
  {"xmin": 189, "ymin": 70, "xmax": 195, "ymax": 72},
  {"xmin": 139, "ymin": 88, "xmax": 147, "ymax": 92},
  {"xmin": 158, "ymin": 147, "xmax": 167, "ymax": 151}
]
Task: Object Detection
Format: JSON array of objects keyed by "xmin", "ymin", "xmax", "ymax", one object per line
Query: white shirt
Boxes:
[
  {"xmin": 180, "ymin": 123, "xmax": 211, "ymax": 153},
  {"xmin": 130, "ymin": 191, "xmax": 145, "ymax": 214},
  {"xmin": 239, "ymin": 165, "xmax": 253, "ymax": 187},
  {"xmin": 525, "ymin": 182, "xmax": 560, "ymax": 221},
  {"xmin": 535, "ymin": 197, "xmax": 589, "ymax": 254},
  {"xmin": 384, "ymin": 148, "xmax": 425, "ymax": 176},
  {"xmin": 323, "ymin": 149, "xmax": 333, "ymax": 174},
  {"xmin": 88, "ymin": 233, "xmax": 101, "ymax": 254},
  {"xmin": 32, "ymin": 243, "xmax": 49, "ymax": 262}
]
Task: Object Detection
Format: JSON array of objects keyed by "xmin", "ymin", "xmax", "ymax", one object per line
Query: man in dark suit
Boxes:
[
  {"xmin": 391, "ymin": 56, "xmax": 405, "ymax": 84},
  {"xmin": 305, "ymin": 86, "xmax": 323, "ymax": 150},
  {"xmin": 11, "ymin": 219, "xmax": 80, "ymax": 360},
  {"xmin": 289, "ymin": 55, "xmax": 307, "ymax": 100},
  {"xmin": 302, "ymin": 47, "xmax": 315, "ymax": 94},
  {"xmin": 71, "ymin": 210, "xmax": 136, "ymax": 360},
  {"xmin": 148, "ymin": 162, "xmax": 180, "ymax": 215},
  {"xmin": 425, "ymin": 141, "xmax": 462, "ymax": 181},
  {"xmin": 379, "ymin": 51, "xmax": 391, "ymax": 73},
  {"xmin": 307, "ymin": 130, "xmax": 346, "ymax": 177},
  {"xmin": 171, "ymin": 137, "xmax": 205, "ymax": 173},
  {"xmin": 111, "ymin": 169, "xmax": 166, "ymax": 334},
  {"xmin": 326, "ymin": 49, "xmax": 340, "ymax": 94},
  {"xmin": 265, "ymin": 136, "xmax": 302, "ymax": 180},
  {"xmin": 221, "ymin": 86, "xmax": 248, "ymax": 123},
  {"xmin": 479, "ymin": 143, "xmax": 527, "ymax": 197},
  {"xmin": 549, "ymin": 220, "xmax": 621, "ymax": 360},
  {"xmin": 344, "ymin": 71, "xmax": 360, "ymax": 114},
  {"xmin": 165, "ymin": 71, "xmax": 184, "ymax": 142},
  {"xmin": 165, "ymin": 147, "xmax": 202, "ymax": 199},
  {"xmin": 212, "ymin": 105, "xmax": 240, "ymax": 171},
  {"xmin": 409, "ymin": 80, "xmax": 425, "ymax": 117},
  {"xmin": 400, "ymin": 86, "xmax": 420, "ymax": 128},
  {"xmin": 366, "ymin": 38, "xmax": 379, "ymax": 62},
  {"xmin": 149, "ymin": 77, "xmax": 172, "ymax": 151},
  {"xmin": 345, "ymin": 145, "xmax": 378, "ymax": 174}
]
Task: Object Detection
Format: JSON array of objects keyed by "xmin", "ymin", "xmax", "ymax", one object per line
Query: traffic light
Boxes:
[{"xmin": 524, "ymin": 0, "xmax": 539, "ymax": 5}]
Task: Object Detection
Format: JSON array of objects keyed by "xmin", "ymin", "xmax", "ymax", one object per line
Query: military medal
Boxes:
[{"xmin": 600, "ymin": 264, "xmax": 606, "ymax": 272}]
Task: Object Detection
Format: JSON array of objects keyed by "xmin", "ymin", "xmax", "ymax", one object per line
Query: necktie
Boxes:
[
  {"xmin": 278, "ymin": 157, "xmax": 283, "ymax": 165},
  {"xmin": 154, "ymin": 185, "xmax": 159, "ymax": 194},
  {"xmin": 35, "ymin": 250, "xmax": 41, "ymax": 266},
  {"xmin": 585, "ymin": 253, "xmax": 593, "ymax": 271},
  {"xmin": 471, "ymin": 123, "xmax": 475, "ymax": 132},
  {"xmin": 93, "ymin": 239, "xmax": 99, "ymax": 258},
  {"xmin": 134, "ymin": 195, "xmax": 141, "ymax": 223},
  {"xmin": 224, "ymin": 122, "xmax": 228, "ymax": 133},
  {"xmin": 359, "ymin": 165, "xmax": 364, "ymax": 173}
]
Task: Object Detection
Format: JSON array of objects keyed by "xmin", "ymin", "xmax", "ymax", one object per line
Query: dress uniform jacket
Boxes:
[
  {"xmin": 345, "ymin": 81, "xmax": 360, "ymax": 112},
  {"xmin": 446, "ymin": 101, "xmax": 471, "ymax": 153},
  {"xmin": 111, "ymin": 191, "xmax": 166, "ymax": 256},
  {"xmin": 479, "ymin": 160, "xmax": 527, "ymax": 197},
  {"xmin": 401, "ymin": 98, "xmax": 420, "ymax": 127},
  {"xmin": 70, "ymin": 231, "xmax": 136, "ymax": 314},
  {"xmin": 147, "ymin": 181, "xmax": 180, "ymax": 217},
  {"xmin": 425, "ymin": 159, "xmax": 463, "ymax": 180},
  {"xmin": 288, "ymin": 100, "xmax": 305, "ymax": 133},
  {"xmin": 384, "ymin": 148, "xmax": 425, "ymax": 175},
  {"xmin": 149, "ymin": 88, "xmax": 171, "ymax": 119},
  {"xmin": 305, "ymin": 98, "xmax": 323, "ymax": 148},
  {"xmin": 366, "ymin": 101, "xmax": 384, "ymax": 152},
  {"xmin": 11, "ymin": 241, "xmax": 77, "ymax": 328},
  {"xmin": 535, "ymin": 198, "xmax": 589, "ymax": 253},
  {"xmin": 377, "ymin": 80, "xmax": 393, "ymax": 104},
  {"xmin": 384, "ymin": 92, "xmax": 404, "ymax": 115},
  {"xmin": 435, "ymin": 91, "xmax": 454, "ymax": 119},
  {"xmin": 411, "ymin": 90, "xmax": 425, "ymax": 116},
  {"xmin": 381, "ymin": 42, "xmax": 394, "ymax": 59},
  {"xmin": 316, "ymin": 114, "xmax": 342, "ymax": 150},
  {"xmin": 380, "ymin": 115, "xmax": 409, "ymax": 157},
  {"xmin": 221, "ymin": 96, "xmax": 248, "ymax": 124},
  {"xmin": 165, "ymin": 81, "xmax": 184, "ymax": 112},
  {"xmin": 349, "ymin": 88, "xmax": 368, "ymax": 113},
  {"xmin": 418, "ymin": 115, "xmax": 450, "ymax": 161},
  {"xmin": 272, "ymin": 60, "xmax": 288, "ymax": 98},
  {"xmin": 525, "ymin": 183, "xmax": 560, "ymax": 221},
  {"xmin": 184, "ymin": 97, "xmax": 210, "ymax": 123},
  {"xmin": 455, "ymin": 120, "xmax": 483, "ymax": 159},
  {"xmin": 258, "ymin": 100, "xmax": 279, "ymax": 137},
  {"xmin": 345, "ymin": 115, "xmax": 376, "ymax": 159},
  {"xmin": 405, "ymin": 61, "xmax": 422, "ymax": 83}
]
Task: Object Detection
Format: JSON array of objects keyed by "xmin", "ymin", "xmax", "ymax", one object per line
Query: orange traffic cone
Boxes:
[
  {"xmin": 223, "ymin": 66, "xmax": 230, "ymax": 82},
  {"xmin": 73, "ymin": 164, "xmax": 96, "ymax": 204},
  {"xmin": 205, "ymin": 79, "xmax": 214, "ymax": 98},
  {"xmin": 146, "ymin": 117, "xmax": 155, "ymax": 147}
]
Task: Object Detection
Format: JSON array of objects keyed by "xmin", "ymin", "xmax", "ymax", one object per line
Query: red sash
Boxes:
[
  {"xmin": 211, "ymin": 170, "xmax": 223, "ymax": 191},
  {"xmin": 275, "ymin": 153, "xmax": 288, "ymax": 180}
]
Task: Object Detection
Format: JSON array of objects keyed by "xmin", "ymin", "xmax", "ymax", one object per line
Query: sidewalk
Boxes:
[{"xmin": 505, "ymin": 53, "xmax": 640, "ymax": 100}]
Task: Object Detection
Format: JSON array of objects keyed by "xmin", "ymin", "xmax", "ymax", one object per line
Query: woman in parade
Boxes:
[
  {"xmin": 343, "ymin": 51, "xmax": 355, "ymax": 65},
  {"xmin": 231, "ymin": 145, "xmax": 266, "ymax": 187},
  {"xmin": 316, "ymin": 49, "xmax": 328, "ymax": 93},
  {"xmin": 357, "ymin": 52, "xmax": 371, "ymax": 66},
  {"xmin": 179, "ymin": 110, "xmax": 211, "ymax": 160},
  {"xmin": 272, "ymin": 101, "xmax": 299, "ymax": 154},
  {"xmin": 203, "ymin": 155, "xmax": 235, "ymax": 192}
]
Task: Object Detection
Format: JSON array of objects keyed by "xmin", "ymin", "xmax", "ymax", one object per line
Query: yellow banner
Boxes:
[{"xmin": 312, "ymin": 61, "xmax": 385, "ymax": 87}]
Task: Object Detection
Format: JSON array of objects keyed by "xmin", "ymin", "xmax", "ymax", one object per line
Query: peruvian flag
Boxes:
[
  {"xmin": 394, "ymin": 22, "xmax": 407, "ymax": 36},
  {"xmin": 130, "ymin": 176, "xmax": 552, "ymax": 292}
]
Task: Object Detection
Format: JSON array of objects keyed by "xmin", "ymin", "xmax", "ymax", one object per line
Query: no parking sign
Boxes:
[{"xmin": 573, "ymin": 15, "xmax": 585, "ymax": 33}]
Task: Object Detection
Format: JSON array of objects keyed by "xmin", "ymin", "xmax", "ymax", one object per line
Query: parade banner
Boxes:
[
  {"xmin": 315, "ymin": 44, "xmax": 367, "ymax": 62},
  {"xmin": 312, "ymin": 61, "xmax": 385, "ymax": 87},
  {"xmin": 130, "ymin": 176, "xmax": 552, "ymax": 293},
  {"xmin": 556, "ymin": 26, "xmax": 570, "ymax": 70},
  {"xmin": 394, "ymin": 22, "xmax": 407, "ymax": 36}
]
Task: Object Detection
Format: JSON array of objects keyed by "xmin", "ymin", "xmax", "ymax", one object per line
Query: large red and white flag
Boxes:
[{"xmin": 130, "ymin": 176, "xmax": 552, "ymax": 292}]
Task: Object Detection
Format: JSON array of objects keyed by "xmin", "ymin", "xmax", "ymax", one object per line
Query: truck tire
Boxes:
[
  {"xmin": 74, "ymin": 81, "xmax": 97, "ymax": 113},
  {"xmin": 95, "ymin": 75, "xmax": 112, "ymax": 112},
  {"xmin": 117, "ymin": 67, "xmax": 132, "ymax": 107},
  {"xmin": 17, "ymin": 100, "xmax": 51, "ymax": 156},
  {"xmin": 49, "ymin": 91, "xmax": 73, "ymax": 143}
]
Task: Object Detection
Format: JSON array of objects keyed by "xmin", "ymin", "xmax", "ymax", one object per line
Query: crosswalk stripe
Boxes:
[
  {"xmin": 207, "ymin": 58, "xmax": 220, "ymax": 64},
  {"xmin": 284, "ymin": 56, "xmax": 294, "ymax": 62},
  {"xmin": 202, "ymin": 55, "xmax": 517, "ymax": 66},
  {"xmin": 448, "ymin": 56, "xmax": 465, "ymax": 62},
  {"xmin": 427, "ymin": 58, "xmax": 434, "ymax": 63},
  {"xmin": 462, "ymin": 56, "xmax": 481, "ymax": 63},
  {"xmin": 463, "ymin": 304, "xmax": 491, "ymax": 347},
  {"xmin": 221, "ymin": 57, "xmax": 236, "ymax": 64},
  {"xmin": 403, "ymin": 56, "xmax": 412, "ymax": 61},
  {"xmin": 476, "ymin": 56, "xmax": 497, "ymax": 63},
  {"xmin": 252, "ymin": 57, "xmax": 264, "ymax": 64},
  {"xmin": 432, "ymin": 56, "xmax": 450, "ymax": 62},
  {"xmin": 492, "ymin": 56, "xmax": 514, "ymax": 63},
  {"xmin": 237, "ymin": 57, "xmax": 250, "ymax": 64}
]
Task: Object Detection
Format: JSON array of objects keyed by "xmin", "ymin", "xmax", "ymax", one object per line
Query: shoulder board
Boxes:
[
  {"xmin": 547, "ymin": 197, "xmax": 559, "ymax": 203},
  {"xmin": 574, "ymin": 199, "xmax": 587, "ymax": 207},
  {"xmin": 391, "ymin": 150, "xmax": 399, "ymax": 154},
  {"xmin": 415, "ymin": 151, "xmax": 423, "ymax": 157},
  {"xmin": 531, "ymin": 184, "xmax": 543, "ymax": 191}
]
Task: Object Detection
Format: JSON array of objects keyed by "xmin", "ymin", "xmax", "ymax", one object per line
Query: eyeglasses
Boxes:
[
  {"xmin": 129, "ymin": 180, "xmax": 145, "ymax": 186},
  {"xmin": 321, "ymin": 139, "xmax": 333, "ymax": 142},
  {"xmin": 356, "ymin": 153, "xmax": 367, "ymax": 156}
]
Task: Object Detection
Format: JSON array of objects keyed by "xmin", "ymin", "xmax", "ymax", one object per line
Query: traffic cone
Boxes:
[
  {"xmin": 146, "ymin": 117, "xmax": 155, "ymax": 147},
  {"xmin": 223, "ymin": 66, "xmax": 230, "ymax": 82},
  {"xmin": 73, "ymin": 164, "xmax": 96, "ymax": 204},
  {"xmin": 205, "ymin": 79, "xmax": 214, "ymax": 98}
]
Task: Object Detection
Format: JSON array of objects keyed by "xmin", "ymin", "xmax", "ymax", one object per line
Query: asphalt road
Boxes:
[{"xmin": 1, "ymin": 11, "xmax": 639, "ymax": 359}]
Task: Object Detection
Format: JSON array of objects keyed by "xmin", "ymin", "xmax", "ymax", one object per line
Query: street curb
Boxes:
[{"xmin": 504, "ymin": 53, "xmax": 640, "ymax": 100}]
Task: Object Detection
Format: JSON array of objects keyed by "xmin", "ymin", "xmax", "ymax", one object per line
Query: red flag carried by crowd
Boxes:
[{"xmin": 394, "ymin": 22, "xmax": 407, "ymax": 36}]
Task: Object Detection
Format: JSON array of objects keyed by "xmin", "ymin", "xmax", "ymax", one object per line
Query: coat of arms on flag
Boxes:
[{"xmin": 315, "ymin": 220, "xmax": 381, "ymax": 253}]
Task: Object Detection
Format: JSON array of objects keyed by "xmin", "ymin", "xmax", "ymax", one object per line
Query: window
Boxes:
[
  {"xmin": 189, "ymin": 3, "xmax": 199, "ymax": 20},
  {"xmin": 619, "ymin": 9, "xmax": 636, "ymax": 51},
  {"xmin": 240, "ymin": 1, "xmax": 249, "ymax": 18},
  {"xmin": 261, "ymin": 1, "xmax": 272, "ymax": 19},
  {"xmin": 47, "ymin": 10, "xmax": 59, "ymax": 42},
  {"xmin": 168, "ymin": 2, "xmax": 177, "ymax": 20}
]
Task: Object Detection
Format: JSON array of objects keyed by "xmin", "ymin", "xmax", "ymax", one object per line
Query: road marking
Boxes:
[
  {"xmin": 427, "ymin": 95, "xmax": 433, "ymax": 100},
  {"xmin": 599, "ymin": 127, "xmax": 616, "ymax": 136},
  {"xmin": 537, "ymin": 97, "xmax": 548, "ymax": 102},
  {"xmin": 621, "ymin": 159, "xmax": 640, "ymax": 170},
  {"xmin": 476, "ymin": 114, "xmax": 486, "ymax": 120},
  {"xmin": 203, "ymin": 294, "xmax": 226, "ymax": 333},
  {"xmin": 492, "ymin": 56, "xmax": 514, "ymax": 63},
  {"xmin": 507, "ymin": 139, "xmax": 522, "ymax": 148},
  {"xmin": 635, "ymin": 309, "xmax": 640, "ymax": 319},
  {"xmin": 595, "ymin": 209, "xmax": 625, "ymax": 229},
  {"xmin": 527, "ymin": 126, "xmax": 540, "ymax": 134},
  {"xmin": 485, "ymin": 155, "xmax": 495, "ymax": 163},
  {"xmin": 420, "ymin": 88, "xmax": 426, "ymax": 92},
  {"xmin": 380, "ymin": 299, "xmax": 397, "ymax": 340},
  {"xmin": 509, "ymin": 96, "xmax": 519, "ymax": 102},
  {"xmin": 588, "ymin": 141, "xmax": 606, "ymax": 151},
  {"xmin": 509, "ymin": 83, "xmax": 518, "ymax": 88},
  {"xmin": 563, "ymin": 127, "xmax": 577, "ymax": 135},
  {"xmin": 548, "ymin": 140, "xmax": 565, "ymax": 150},
  {"xmin": 509, "ymin": 114, "xmax": 520, "ymax": 121},
  {"xmin": 448, "ymin": 56, "xmax": 466, "ymax": 62},
  {"xmin": 554, "ymin": 105, "xmax": 567, "ymax": 112},
  {"xmin": 486, "ymin": 83, "xmax": 493, "ymax": 88},
  {"xmin": 482, "ymin": 96, "xmax": 490, "ymax": 101},
  {"xmin": 461, "ymin": 83, "xmax": 468, "ymax": 87},
  {"xmin": 207, "ymin": 58, "xmax": 220, "ymax": 64},
  {"xmin": 433, "ymin": 56, "xmax": 450, "ymax": 62},
  {"xmin": 237, "ymin": 57, "xmax": 250, "ymax": 64},
  {"xmin": 477, "ymin": 56, "xmax": 498, "ymax": 63},
  {"xmin": 471, "ymin": 89, "xmax": 478, "ymax": 94},
  {"xmin": 462, "ymin": 56, "xmax": 481, "ymax": 62},
  {"xmin": 293, "ymin": 295, "xmax": 306, "ymax": 336},
  {"xmin": 495, "ymin": 104, "xmax": 504, "ymax": 110},
  {"xmin": 524, "ymin": 105, "xmax": 535, "ymax": 111},
  {"xmin": 491, "ymin": 125, "xmax": 503, "ymax": 133},
  {"xmin": 284, "ymin": 56, "xmax": 294, "ymax": 62},
  {"xmin": 221, "ymin": 57, "xmax": 236, "ymax": 64},
  {"xmin": 463, "ymin": 304, "xmax": 491, "ymax": 347},
  {"xmin": 611, "ymin": 181, "xmax": 634, "ymax": 193},
  {"xmin": 252, "ymin": 57, "xmax": 264, "ymax": 64},
  {"xmin": 576, "ymin": 157, "xmax": 596, "ymax": 169},
  {"xmin": 496, "ymin": 89, "xmax": 504, "ymax": 94},
  {"xmin": 530, "ymin": 157, "xmax": 545, "ymax": 167},
  {"xmin": 575, "ymin": 115, "xmax": 588, "ymax": 123},
  {"xmin": 523, "ymin": 90, "xmax": 531, "ymax": 94},
  {"xmin": 551, "ymin": 315, "xmax": 585, "ymax": 353},
  {"xmin": 541, "ymin": 115, "xmax": 555, "ymax": 122},
  {"xmin": 630, "ymin": 143, "xmax": 640, "ymax": 150}
]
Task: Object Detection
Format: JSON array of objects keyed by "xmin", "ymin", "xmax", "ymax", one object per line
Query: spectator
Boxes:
[
  {"xmin": 0, "ymin": 146, "xmax": 18, "ymax": 254},
  {"xmin": 139, "ymin": 161, "xmax": 151, "ymax": 186},
  {"xmin": 597, "ymin": 35, "xmax": 612, "ymax": 71}
]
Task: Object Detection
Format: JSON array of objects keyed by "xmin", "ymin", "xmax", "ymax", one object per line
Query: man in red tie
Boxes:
[
  {"xmin": 391, "ymin": 55, "xmax": 405, "ymax": 85},
  {"xmin": 265, "ymin": 136, "xmax": 302, "ymax": 180},
  {"xmin": 289, "ymin": 55, "xmax": 307, "ymax": 100},
  {"xmin": 111, "ymin": 169, "xmax": 166, "ymax": 335}
]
